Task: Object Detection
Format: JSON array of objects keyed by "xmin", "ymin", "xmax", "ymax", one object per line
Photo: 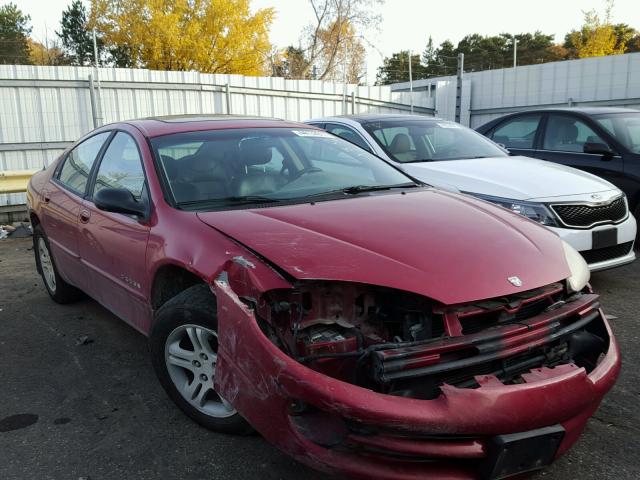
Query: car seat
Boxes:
[{"xmin": 389, "ymin": 133, "xmax": 416, "ymax": 162}]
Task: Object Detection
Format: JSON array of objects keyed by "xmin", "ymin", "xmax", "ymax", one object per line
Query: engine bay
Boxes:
[{"xmin": 254, "ymin": 281, "xmax": 610, "ymax": 400}]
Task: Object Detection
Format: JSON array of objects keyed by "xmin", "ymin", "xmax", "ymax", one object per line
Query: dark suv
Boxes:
[{"xmin": 476, "ymin": 107, "xmax": 640, "ymax": 224}]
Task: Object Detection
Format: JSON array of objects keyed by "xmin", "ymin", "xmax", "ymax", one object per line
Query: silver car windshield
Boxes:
[
  {"xmin": 595, "ymin": 113, "xmax": 640, "ymax": 154},
  {"xmin": 362, "ymin": 119, "xmax": 507, "ymax": 163},
  {"xmin": 151, "ymin": 127, "xmax": 415, "ymax": 209}
]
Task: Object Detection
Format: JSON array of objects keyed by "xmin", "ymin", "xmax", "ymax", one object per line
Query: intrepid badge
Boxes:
[{"xmin": 508, "ymin": 276, "xmax": 523, "ymax": 287}]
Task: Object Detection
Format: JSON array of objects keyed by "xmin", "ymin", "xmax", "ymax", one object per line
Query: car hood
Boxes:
[
  {"xmin": 197, "ymin": 190, "xmax": 570, "ymax": 305},
  {"xmin": 401, "ymin": 156, "xmax": 618, "ymax": 201}
]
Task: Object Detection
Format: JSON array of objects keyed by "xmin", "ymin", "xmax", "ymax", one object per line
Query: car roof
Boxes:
[
  {"xmin": 117, "ymin": 114, "xmax": 316, "ymax": 137},
  {"xmin": 506, "ymin": 107, "xmax": 639, "ymax": 117},
  {"xmin": 309, "ymin": 114, "xmax": 443, "ymax": 124}
]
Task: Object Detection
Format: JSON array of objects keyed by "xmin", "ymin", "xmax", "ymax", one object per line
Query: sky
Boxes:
[{"xmin": 13, "ymin": 0, "xmax": 640, "ymax": 84}]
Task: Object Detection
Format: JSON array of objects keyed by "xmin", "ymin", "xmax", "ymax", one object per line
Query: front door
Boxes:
[
  {"xmin": 78, "ymin": 131, "xmax": 151, "ymax": 332},
  {"xmin": 535, "ymin": 114, "xmax": 625, "ymax": 190}
]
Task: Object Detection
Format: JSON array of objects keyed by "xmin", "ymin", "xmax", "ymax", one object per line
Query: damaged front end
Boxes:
[{"xmin": 213, "ymin": 275, "xmax": 620, "ymax": 480}]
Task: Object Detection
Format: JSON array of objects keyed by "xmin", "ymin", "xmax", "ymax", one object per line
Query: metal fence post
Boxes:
[
  {"xmin": 88, "ymin": 74, "xmax": 98, "ymax": 129},
  {"xmin": 455, "ymin": 53, "xmax": 464, "ymax": 124},
  {"xmin": 351, "ymin": 91, "xmax": 356, "ymax": 114},
  {"xmin": 225, "ymin": 83, "xmax": 231, "ymax": 114}
]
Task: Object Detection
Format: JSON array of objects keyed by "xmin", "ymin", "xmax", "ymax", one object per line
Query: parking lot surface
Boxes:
[{"xmin": 1, "ymin": 236, "xmax": 638, "ymax": 480}]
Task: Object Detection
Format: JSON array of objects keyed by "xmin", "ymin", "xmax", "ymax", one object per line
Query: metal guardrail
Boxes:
[{"xmin": 0, "ymin": 169, "xmax": 40, "ymax": 194}]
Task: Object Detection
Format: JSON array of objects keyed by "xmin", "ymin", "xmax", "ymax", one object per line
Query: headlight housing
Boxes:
[
  {"xmin": 562, "ymin": 240, "xmax": 590, "ymax": 292},
  {"xmin": 471, "ymin": 193, "xmax": 559, "ymax": 227}
]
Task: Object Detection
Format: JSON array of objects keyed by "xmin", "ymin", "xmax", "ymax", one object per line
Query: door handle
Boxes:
[{"xmin": 79, "ymin": 210, "xmax": 91, "ymax": 224}]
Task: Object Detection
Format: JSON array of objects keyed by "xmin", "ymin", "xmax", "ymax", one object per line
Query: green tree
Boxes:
[
  {"xmin": 272, "ymin": 46, "xmax": 308, "ymax": 79},
  {"xmin": 57, "ymin": 0, "xmax": 98, "ymax": 65},
  {"xmin": 0, "ymin": 3, "xmax": 32, "ymax": 64},
  {"xmin": 375, "ymin": 50, "xmax": 425, "ymax": 85}
]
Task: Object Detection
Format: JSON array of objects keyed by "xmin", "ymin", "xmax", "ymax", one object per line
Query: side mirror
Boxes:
[
  {"xmin": 583, "ymin": 142, "xmax": 614, "ymax": 157},
  {"xmin": 94, "ymin": 188, "xmax": 147, "ymax": 217}
]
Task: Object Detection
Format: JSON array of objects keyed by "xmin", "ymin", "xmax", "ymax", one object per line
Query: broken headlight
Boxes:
[{"xmin": 562, "ymin": 240, "xmax": 590, "ymax": 292}]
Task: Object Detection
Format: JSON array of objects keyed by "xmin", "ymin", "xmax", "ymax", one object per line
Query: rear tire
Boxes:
[
  {"xmin": 149, "ymin": 284, "xmax": 252, "ymax": 435},
  {"xmin": 33, "ymin": 225, "xmax": 84, "ymax": 304}
]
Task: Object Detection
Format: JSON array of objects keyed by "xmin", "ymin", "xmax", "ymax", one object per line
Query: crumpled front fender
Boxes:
[{"xmin": 212, "ymin": 280, "xmax": 621, "ymax": 480}]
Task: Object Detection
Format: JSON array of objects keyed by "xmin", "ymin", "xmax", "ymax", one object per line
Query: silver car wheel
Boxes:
[
  {"xmin": 38, "ymin": 237, "xmax": 56, "ymax": 292},
  {"xmin": 164, "ymin": 324, "xmax": 236, "ymax": 418}
]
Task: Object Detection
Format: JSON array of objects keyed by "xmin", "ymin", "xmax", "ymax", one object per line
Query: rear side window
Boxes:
[
  {"xmin": 490, "ymin": 115, "xmax": 541, "ymax": 149},
  {"xmin": 57, "ymin": 132, "xmax": 111, "ymax": 195},
  {"xmin": 93, "ymin": 132, "xmax": 146, "ymax": 199}
]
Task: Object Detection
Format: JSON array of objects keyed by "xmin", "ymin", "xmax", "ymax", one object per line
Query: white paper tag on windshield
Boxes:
[
  {"xmin": 437, "ymin": 122, "xmax": 461, "ymax": 129},
  {"xmin": 292, "ymin": 129, "xmax": 333, "ymax": 138}
]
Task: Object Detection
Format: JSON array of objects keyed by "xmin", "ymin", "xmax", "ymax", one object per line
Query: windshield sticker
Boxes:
[
  {"xmin": 437, "ymin": 122, "xmax": 462, "ymax": 129},
  {"xmin": 292, "ymin": 129, "xmax": 333, "ymax": 138}
]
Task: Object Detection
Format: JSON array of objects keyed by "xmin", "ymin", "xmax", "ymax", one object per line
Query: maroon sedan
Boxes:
[{"xmin": 27, "ymin": 116, "xmax": 620, "ymax": 480}]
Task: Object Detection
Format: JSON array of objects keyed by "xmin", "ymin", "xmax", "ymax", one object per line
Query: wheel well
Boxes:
[
  {"xmin": 151, "ymin": 265, "xmax": 206, "ymax": 311},
  {"xmin": 30, "ymin": 212, "xmax": 40, "ymax": 228}
]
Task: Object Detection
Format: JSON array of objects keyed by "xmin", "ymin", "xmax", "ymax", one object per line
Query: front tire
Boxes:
[
  {"xmin": 149, "ymin": 284, "xmax": 252, "ymax": 435},
  {"xmin": 33, "ymin": 225, "xmax": 83, "ymax": 304}
]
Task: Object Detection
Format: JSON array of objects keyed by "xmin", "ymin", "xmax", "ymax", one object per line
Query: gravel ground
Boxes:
[{"xmin": 0, "ymin": 236, "xmax": 638, "ymax": 480}]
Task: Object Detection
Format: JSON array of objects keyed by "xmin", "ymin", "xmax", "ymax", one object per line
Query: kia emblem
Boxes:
[{"xmin": 591, "ymin": 194, "xmax": 602, "ymax": 200}]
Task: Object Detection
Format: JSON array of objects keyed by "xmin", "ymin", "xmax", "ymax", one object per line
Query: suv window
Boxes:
[
  {"xmin": 325, "ymin": 123, "xmax": 371, "ymax": 152},
  {"xmin": 57, "ymin": 132, "xmax": 111, "ymax": 195},
  {"xmin": 490, "ymin": 115, "xmax": 541, "ymax": 149},
  {"xmin": 93, "ymin": 132, "xmax": 146, "ymax": 199},
  {"xmin": 543, "ymin": 115, "xmax": 608, "ymax": 153}
]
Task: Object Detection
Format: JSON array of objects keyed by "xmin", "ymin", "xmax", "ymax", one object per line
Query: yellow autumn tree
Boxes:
[
  {"xmin": 89, "ymin": 0, "xmax": 274, "ymax": 75},
  {"xmin": 566, "ymin": 0, "xmax": 626, "ymax": 58}
]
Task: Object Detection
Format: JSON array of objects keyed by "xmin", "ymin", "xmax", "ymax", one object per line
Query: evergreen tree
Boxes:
[{"xmin": 0, "ymin": 3, "xmax": 32, "ymax": 65}]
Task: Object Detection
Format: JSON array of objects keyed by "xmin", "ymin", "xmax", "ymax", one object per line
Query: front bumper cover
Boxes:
[{"xmin": 213, "ymin": 281, "xmax": 621, "ymax": 480}]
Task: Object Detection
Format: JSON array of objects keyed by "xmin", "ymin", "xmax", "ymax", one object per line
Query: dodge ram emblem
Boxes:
[{"xmin": 508, "ymin": 276, "xmax": 523, "ymax": 287}]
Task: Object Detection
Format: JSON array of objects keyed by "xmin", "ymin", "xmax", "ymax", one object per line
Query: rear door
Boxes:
[
  {"xmin": 78, "ymin": 130, "xmax": 151, "ymax": 332},
  {"xmin": 535, "ymin": 113, "xmax": 625, "ymax": 187},
  {"xmin": 485, "ymin": 113, "xmax": 543, "ymax": 157},
  {"xmin": 40, "ymin": 132, "xmax": 111, "ymax": 289}
]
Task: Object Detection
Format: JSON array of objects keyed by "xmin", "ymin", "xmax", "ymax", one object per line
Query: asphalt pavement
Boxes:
[{"xmin": 1, "ymin": 237, "xmax": 638, "ymax": 480}]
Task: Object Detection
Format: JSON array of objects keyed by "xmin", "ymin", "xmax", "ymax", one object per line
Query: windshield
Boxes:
[
  {"xmin": 595, "ymin": 113, "xmax": 640, "ymax": 154},
  {"xmin": 362, "ymin": 119, "xmax": 507, "ymax": 163},
  {"xmin": 151, "ymin": 127, "xmax": 414, "ymax": 209}
]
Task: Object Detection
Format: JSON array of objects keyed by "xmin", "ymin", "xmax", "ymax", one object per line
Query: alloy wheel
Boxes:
[
  {"xmin": 164, "ymin": 324, "xmax": 236, "ymax": 418},
  {"xmin": 38, "ymin": 237, "xmax": 56, "ymax": 292}
]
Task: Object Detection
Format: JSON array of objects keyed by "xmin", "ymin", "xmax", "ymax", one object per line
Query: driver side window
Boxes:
[{"xmin": 542, "ymin": 115, "xmax": 608, "ymax": 153}]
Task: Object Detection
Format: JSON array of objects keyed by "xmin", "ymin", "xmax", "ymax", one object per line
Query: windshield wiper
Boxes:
[
  {"xmin": 341, "ymin": 183, "xmax": 418, "ymax": 194},
  {"xmin": 302, "ymin": 183, "xmax": 419, "ymax": 199},
  {"xmin": 176, "ymin": 196, "xmax": 280, "ymax": 209}
]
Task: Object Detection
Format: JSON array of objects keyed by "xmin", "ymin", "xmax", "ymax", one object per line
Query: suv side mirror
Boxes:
[
  {"xmin": 94, "ymin": 188, "xmax": 147, "ymax": 217},
  {"xmin": 583, "ymin": 142, "xmax": 614, "ymax": 158}
]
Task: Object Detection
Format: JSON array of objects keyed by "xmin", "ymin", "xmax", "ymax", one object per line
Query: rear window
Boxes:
[{"xmin": 57, "ymin": 132, "xmax": 111, "ymax": 195}]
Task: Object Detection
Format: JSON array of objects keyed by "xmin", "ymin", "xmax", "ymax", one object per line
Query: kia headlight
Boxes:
[
  {"xmin": 471, "ymin": 194, "xmax": 559, "ymax": 227},
  {"xmin": 561, "ymin": 240, "xmax": 590, "ymax": 292}
]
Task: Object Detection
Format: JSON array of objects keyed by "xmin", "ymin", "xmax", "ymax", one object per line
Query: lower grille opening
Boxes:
[{"xmin": 580, "ymin": 241, "xmax": 633, "ymax": 264}]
